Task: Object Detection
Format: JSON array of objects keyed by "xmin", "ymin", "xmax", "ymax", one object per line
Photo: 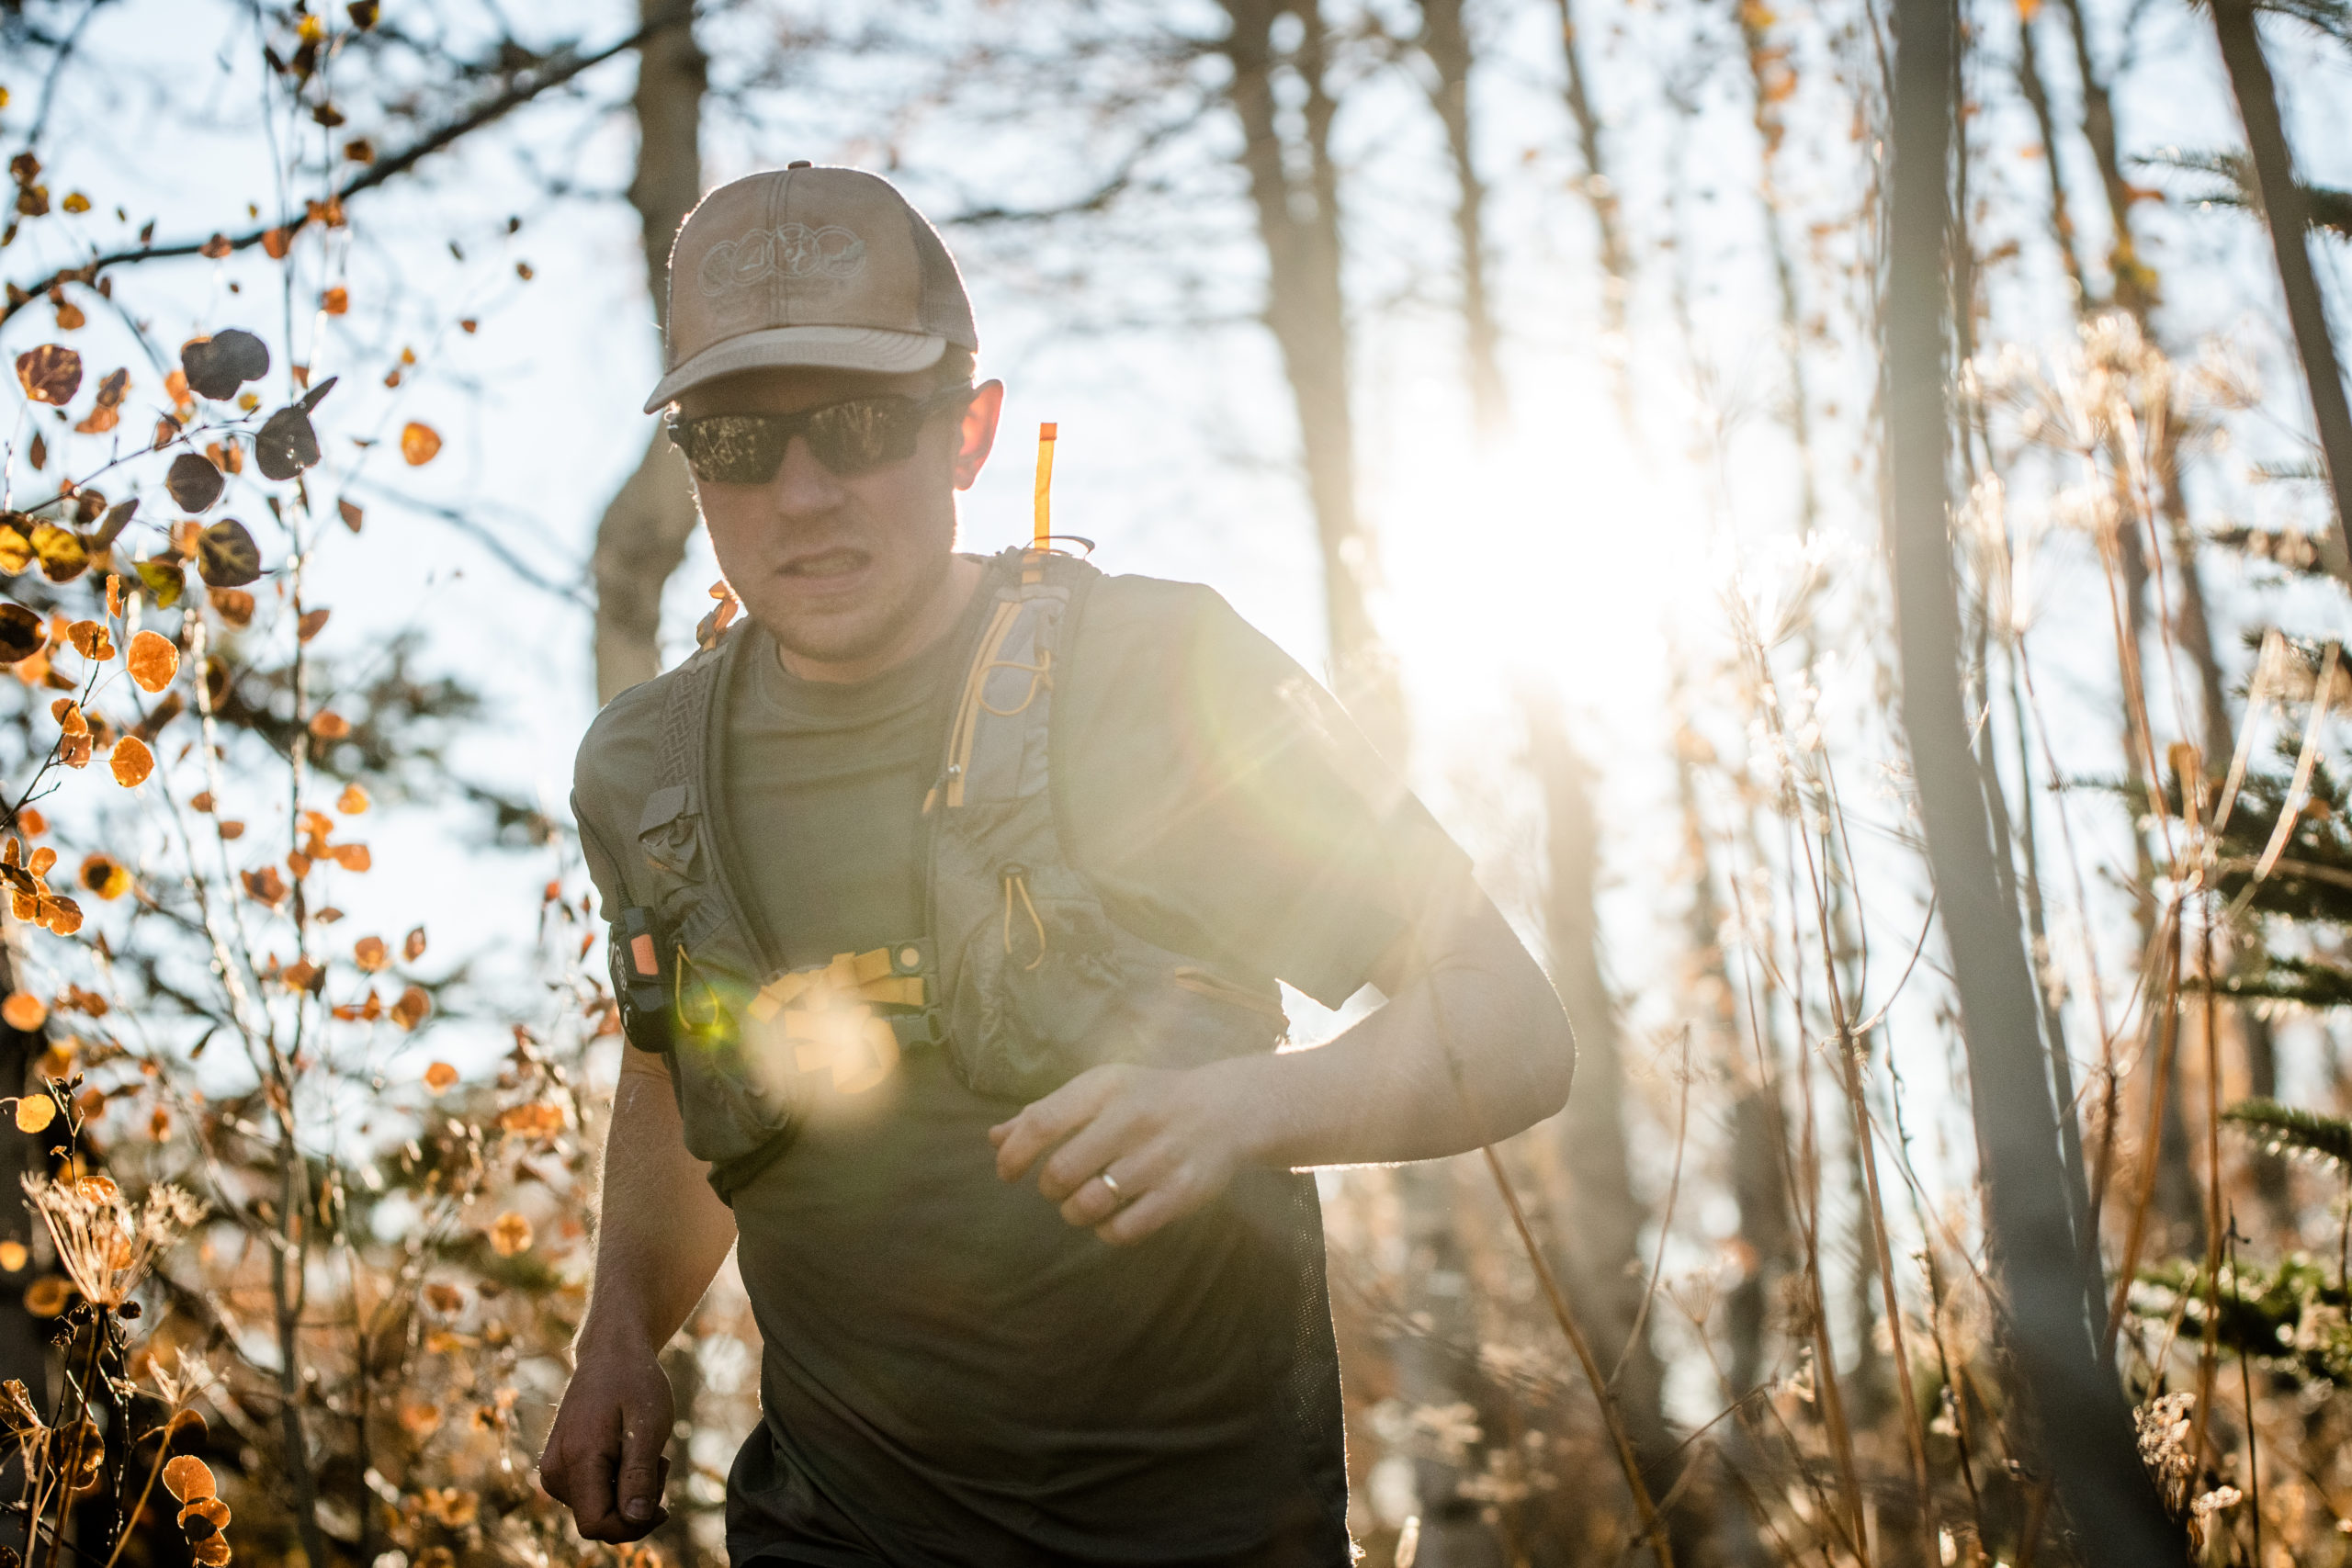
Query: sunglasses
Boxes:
[{"xmin": 666, "ymin": 386, "xmax": 976, "ymax": 485}]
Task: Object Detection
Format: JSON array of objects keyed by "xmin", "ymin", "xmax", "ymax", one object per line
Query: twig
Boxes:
[
  {"xmin": 1, "ymin": 3, "xmax": 702, "ymax": 325},
  {"xmin": 1481, "ymin": 1146, "xmax": 1674, "ymax": 1568}
]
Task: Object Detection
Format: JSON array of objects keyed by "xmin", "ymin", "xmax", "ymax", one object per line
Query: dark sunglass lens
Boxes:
[
  {"xmin": 683, "ymin": 415, "xmax": 783, "ymax": 484},
  {"xmin": 805, "ymin": 398, "xmax": 924, "ymax": 476}
]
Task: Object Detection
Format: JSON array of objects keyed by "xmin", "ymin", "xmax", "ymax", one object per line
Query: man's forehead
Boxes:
[{"xmin": 677, "ymin": 366, "xmax": 926, "ymax": 415}]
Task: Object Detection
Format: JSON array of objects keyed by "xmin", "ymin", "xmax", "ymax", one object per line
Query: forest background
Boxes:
[{"xmin": 2, "ymin": 0, "xmax": 2350, "ymax": 1563}]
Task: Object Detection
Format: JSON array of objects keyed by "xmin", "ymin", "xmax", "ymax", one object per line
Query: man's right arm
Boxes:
[{"xmin": 537, "ymin": 1046, "xmax": 738, "ymax": 1542}]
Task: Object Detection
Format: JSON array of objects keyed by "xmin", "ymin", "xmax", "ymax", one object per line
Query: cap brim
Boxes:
[{"xmin": 642, "ymin": 325, "xmax": 947, "ymax": 413}]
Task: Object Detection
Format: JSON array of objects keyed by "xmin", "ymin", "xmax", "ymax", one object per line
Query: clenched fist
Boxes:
[{"xmin": 538, "ymin": 1346, "xmax": 674, "ymax": 1543}]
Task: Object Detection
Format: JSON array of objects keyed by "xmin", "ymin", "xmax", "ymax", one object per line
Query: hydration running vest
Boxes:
[{"xmin": 606, "ymin": 547, "xmax": 1296, "ymax": 1164}]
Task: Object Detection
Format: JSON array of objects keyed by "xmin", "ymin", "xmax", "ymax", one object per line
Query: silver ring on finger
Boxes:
[{"xmin": 1098, "ymin": 1170, "xmax": 1127, "ymax": 1204}]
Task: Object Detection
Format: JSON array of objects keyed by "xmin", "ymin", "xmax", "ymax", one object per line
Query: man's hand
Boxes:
[
  {"xmin": 538, "ymin": 1347, "xmax": 675, "ymax": 1543},
  {"xmin": 990, "ymin": 1061, "xmax": 1263, "ymax": 1244}
]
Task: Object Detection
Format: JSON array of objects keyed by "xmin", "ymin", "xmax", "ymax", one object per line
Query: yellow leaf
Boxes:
[
  {"xmin": 24, "ymin": 1278, "xmax": 72, "ymax": 1316},
  {"xmin": 0, "ymin": 1241, "xmax": 25, "ymax": 1272},
  {"xmin": 400, "ymin": 423, "xmax": 442, "ymax": 467},
  {"xmin": 14, "ymin": 1096, "xmax": 54, "ymax": 1134},
  {"xmin": 77, "ymin": 855, "xmax": 130, "ymax": 900}
]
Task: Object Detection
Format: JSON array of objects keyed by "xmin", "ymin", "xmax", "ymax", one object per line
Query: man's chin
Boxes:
[{"xmin": 766, "ymin": 596, "xmax": 921, "ymax": 670}]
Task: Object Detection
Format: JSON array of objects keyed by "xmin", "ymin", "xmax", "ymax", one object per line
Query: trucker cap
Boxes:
[{"xmin": 643, "ymin": 164, "xmax": 978, "ymax": 413}]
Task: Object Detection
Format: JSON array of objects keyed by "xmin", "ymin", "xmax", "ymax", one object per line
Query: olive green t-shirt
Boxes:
[{"xmin": 571, "ymin": 556, "xmax": 1466, "ymax": 1566}]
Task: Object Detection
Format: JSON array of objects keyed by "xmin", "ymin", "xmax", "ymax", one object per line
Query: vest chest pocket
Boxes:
[{"xmin": 945, "ymin": 861, "xmax": 1131, "ymax": 1100}]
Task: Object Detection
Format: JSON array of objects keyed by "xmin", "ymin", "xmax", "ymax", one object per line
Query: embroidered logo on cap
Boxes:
[{"xmin": 697, "ymin": 223, "xmax": 868, "ymax": 300}]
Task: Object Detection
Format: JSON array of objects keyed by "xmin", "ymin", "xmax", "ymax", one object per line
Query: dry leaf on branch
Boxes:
[
  {"xmin": 179, "ymin": 332, "xmax": 267, "ymax": 402},
  {"xmin": 126, "ymin": 630, "xmax": 178, "ymax": 692},
  {"xmin": 110, "ymin": 736, "xmax": 153, "ymax": 787},
  {"xmin": 391, "ymin": 987, "xmax": 431, "ymax": 1030},
  {"xmin": 15, "ymin": 345, "xmax": 81, "ymax": 405},
  {"xmin": 196, "ymin": 521, "xmax": 260, "ymax": 588}
]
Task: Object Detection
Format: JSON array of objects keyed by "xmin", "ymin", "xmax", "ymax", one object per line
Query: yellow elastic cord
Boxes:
[
  {"xmin": 944, "ymin": 601, "xmax": 1022, "ymax": 808},
  {"xmin": 976, "ymin": 649, "xmax": 1052, "ymax": 717},
  {"xmin": 1001, "ymin": 869, "xmax": 1047, "ymax": 972}
]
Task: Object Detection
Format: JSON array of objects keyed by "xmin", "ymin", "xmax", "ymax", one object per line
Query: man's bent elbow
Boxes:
[
  {"xmin": 1468, "ymin": 981, "xmax": 1576, "ymax": 1145},
  {"xmin": 1509, "ymin": 1000, "xmax": 1577, "ymax": 1134}
]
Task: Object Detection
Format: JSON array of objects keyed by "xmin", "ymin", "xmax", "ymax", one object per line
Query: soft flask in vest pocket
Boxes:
[{"xmin": 623, "ymin": 725, "xmax": 803, "ymax": 1166}]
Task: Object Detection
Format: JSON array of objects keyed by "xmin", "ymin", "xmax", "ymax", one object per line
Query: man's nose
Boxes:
[{"xmin": 768, "ymin": 434, "xmax": 845, "ymax": 517}]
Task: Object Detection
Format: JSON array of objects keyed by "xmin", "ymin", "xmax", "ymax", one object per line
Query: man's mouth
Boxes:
[{"xmin": 783, "ymin": 547, "xmax": 870, "ymax": 581}]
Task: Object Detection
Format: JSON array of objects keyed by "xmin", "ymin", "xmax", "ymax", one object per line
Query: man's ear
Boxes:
[{"xmin": 953, "ymin": 379, "xmax": 1006, "ymax": 492}]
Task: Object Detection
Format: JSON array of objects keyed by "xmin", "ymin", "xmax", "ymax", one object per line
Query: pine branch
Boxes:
[{"xmin": 2223, "ymin": 1098, "xmax": 2352, "ymax": 1167}]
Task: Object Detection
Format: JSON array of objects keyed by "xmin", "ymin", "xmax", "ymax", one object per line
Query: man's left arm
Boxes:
[{"xmin": 991, "ymin": 863, "xmax": 1575, "ymax": 1243}]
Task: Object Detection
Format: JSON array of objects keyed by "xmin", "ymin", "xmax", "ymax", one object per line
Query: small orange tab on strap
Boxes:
[{"xmin": 628, "ymin": 933, "xmax": 657, "ymax": 977}]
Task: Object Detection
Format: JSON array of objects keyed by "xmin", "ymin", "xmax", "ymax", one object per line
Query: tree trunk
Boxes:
[
  {"xmin": 1525, "ymin": 697, "xmax": 1712, "ymax": 1568},
  {"xmin": 0, "ymin": 938, "xmax": 46, "ymax": 1438},
  {"xmin": 1551, "ymin": 0, "xmax": 1634, "ymax": 417},
  {"xmin": 2014, "ymin": 8, "xmax": 2090, "ymax": 299},
  {"xmin": 1217, "ymin": 0, "xmax": 1403, "ymax": 761},
  {"xmin": 2207, "ymin": 0, "xmax": 2352, "ymax": 588},
  {"xmin": 590, "ymin": 0, "xmax": 708, "ymax": 705},
  {"xmin": 1417, "ymin": 0, "xmax": 1508, "ymax": 436},
  {"xmin": 2051, "ymin": 0, "xmax": 2150, "ymax": 314},
  {"xmin": 1881, "ymin": 0, "xmax": 2181, "ymax": 1551},
  {"xmin": 1736, "ymin": 0, "xmax": 1820, "ymax": 533}
]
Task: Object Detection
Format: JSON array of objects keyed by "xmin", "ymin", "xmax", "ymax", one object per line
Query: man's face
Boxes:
[{"xmin": 678, "ymin": 367, "xmax": 1002, "ymax": 670}]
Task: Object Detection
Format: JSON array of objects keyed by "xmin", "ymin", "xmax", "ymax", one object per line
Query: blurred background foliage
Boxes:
[{"xmin": 3, "ymin": 0, "xmax": 2352, "ymax": 1563}]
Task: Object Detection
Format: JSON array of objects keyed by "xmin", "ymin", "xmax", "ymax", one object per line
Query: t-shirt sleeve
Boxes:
[
  {"xmin": 570, "ymin": 680, "xmax": 669, "ymax": 923},
  {"xmin": 1057, "ymin": 576, "xmax": 1469, "ymax": 1009}
]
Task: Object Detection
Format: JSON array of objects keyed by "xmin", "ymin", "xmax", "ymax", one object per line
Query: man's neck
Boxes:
[{"xmin": 773, "ymin": 553, "xmax": 985, "ymax": 685}]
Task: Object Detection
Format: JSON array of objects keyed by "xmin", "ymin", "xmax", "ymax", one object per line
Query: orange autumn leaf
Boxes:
[
  {"xmin": 309, "ymin": 710, "xmax": 351, "ymax": 740},
  {"xmin": 336, "ymin": 783, "xmax": 368, "ymax": 814},
  {"xmin": 162, "ymin": 1455, "xmax": 216, "ymax": 1503},
  {"xmin": 2, "ymin": 992, "xmax": 45, "ymax": 1032},
  {"xmin": 110, "ymin": 736, "xmax": 154, "ymax": 787},
  {"xmin": 403, "ymin": 925, "xmax": 427, "ymax": 962},
  {"xmin": 399, "ymin": 423, "xmax": 441, "ymax": 466},
  {"xmin": 391, "ymin": 987, "xmax": 431, "ymax": 1031},
  {"xmin": 321, "ymin": 287, "xmax": 349, "ymax": 316},
  {"xmin": 14, "ymin": 1096, "xmax": 54, "ymax": 1134},
  {"xmin": 329, "ymin": 843, "xmax": 369, "ymax": 872},
  {"xmin": 126, "ymin": 630, "xmax": 178, "ymax": 693},
  {"xmin": 353, "ymin": 935, "xmax": 388, "ymax": 973},
  {"xmin": 24, "ymin": 1278, "xmax": 72, "ymax": 1317},
  {"xmin": 64, "ymin": 621, "xmax": 113, "ymax": 661},
  {"xmin": 497, "ymin": 1101, "xmax": 564, "ymax": 1137},
  {"xmin": 423, "ymin": 1060, "xmax": 458, "ymax": 1093},
  {"xmin": 487, "ymin": 1213, "xmax": 533, "ymax": 1258},
  {"xmin": 0, "ymin": 1241, "xmax": 24, "ymax": 1272}
]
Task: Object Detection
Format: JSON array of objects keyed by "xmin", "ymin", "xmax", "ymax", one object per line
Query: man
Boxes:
[{"xmin": 540, "ymin": 163, "xmax": 1575, "ymax": 1567}]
